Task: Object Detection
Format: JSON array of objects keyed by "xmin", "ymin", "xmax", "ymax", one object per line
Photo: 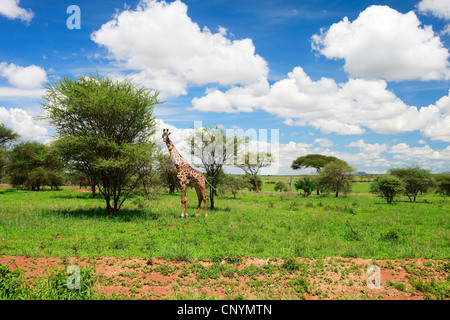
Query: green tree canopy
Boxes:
[
  {"xmin": 294, "ymin": 177, "xmax": 317, "ymax": 197},
  {"xmin": 291, "ymin": 154, "xmax": 340, "ymax": 195},
  {"xmin": 7, "ymin": 141, "xmax": 65, "ymax": 190},
  {"xmin": 435, "ymin": 174, "xmax": 450, "ymax": 196},
  {"xmin": 318, "ymin": 160, "xmax": 355, "ymax": 197},
  {"xmin": 41, "ymin": 74, "xmax": 160, "ymax": 215},
  {"xmin": 369, "ymin": 175, "xmax": 404, "ymax": 204},
  {"xmin": 157, "ymin": 152, "xmax": 179, "ymax": 194},
  {"xmin": 187, "ymin": 125, "xmax": 245, "ymax": 208},
  {"xmin": 243, "ymin": 173, "xmax": 262, "ymax": 192},
  {"xmin": 236, "ymin": 152, "xmax": 273, "ymax": 193},
  {"xmin": 274, "ymin": 181, "xmax": 287, "ymax": 192},
  {"xmin": 291, "ymin": 154, "xmax": 339, "ymax": 171},
  {"xmin": 220, "ymin": 174, "xmax": 247, "ymax": 199},
  {"xmin": 388, "ymin": 166, "xmax": 435, "ymax": 202},
  {"xmin": 0, "ymin": 123, "xmax": 19, "ymax": 147},
  {"xmin": 0, "ymin": 123, "xmax": 20, "ymax": 182}
]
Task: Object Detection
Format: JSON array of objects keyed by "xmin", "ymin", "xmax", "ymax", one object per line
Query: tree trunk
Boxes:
[
  {"xmin": 388, "ymin": 194, "xmax": 393, "ymax": 204},
  {"xmin": 90, "ymin": 180, "xmax": 96, "ymax": 198},
  {"xmin": 113, "ymin": 195, "xmax": 119, "ymax": 216},
  {"xmin": 335, "ymin": 191, "xmax": 339, "ymax": 197},
  {"xmin": 106, "ymin": 198, "xmax": 111, "ymax": 215},
  {"xmin": 209, "ymin": 185, "xmax": 215, "ymax": 210},
  {"xmin": 254, "ymin": 176, "xmax": 259, "ymax": 193}
]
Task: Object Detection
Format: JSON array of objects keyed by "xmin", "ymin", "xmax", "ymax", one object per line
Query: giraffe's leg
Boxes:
[
  {"xmin": 204, "ymin": 192, "xmax": 208, "ymax": 219},
  {"xmin": 195, "ymin": 188, "xmax": 202, "ymax": 218},
  {"xmin": 201, "ymin": 181, "xmax": 208, "ymax": 219},
  {"xmin": 180, "ymin": 185, "xmax": 187, "ymax": 219}
]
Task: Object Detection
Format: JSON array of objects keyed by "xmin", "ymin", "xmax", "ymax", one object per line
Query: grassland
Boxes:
[
  {"xmin": 0, "ymin": 177, "xmax": 449, "ymax": 300},
  {"xmin": 0, "ymin": 178, "xmax": 448, "ymax": 260}
]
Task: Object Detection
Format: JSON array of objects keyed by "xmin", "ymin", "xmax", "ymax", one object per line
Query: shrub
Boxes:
[
  {"xmin": 221, "ymin": 174, "xmax": 247, "ymax": 199},
  {"xmin": 274, "ymin": 181, "xmax": 287, "ymax": 192},
  {"xmin": 435, "ymin": 174, "xmax": 450, "ymax": 196},
  {"xmin": 243, "ymin": 174, "xmax": 262, "ymax": 192},
  {"xmin": 369, "ymin": 175, "xmax": 404, "ymax": 204},
  {"xmin": 318, "ymin": 160, "xmax": 355, "ymax": 197},
  {"xmin": 389, "ymin": 166, "xmax": 435, "ymax": 202},
  {"xmin": 379, "ymin": 230, "xmax": 400, "ymax": 242},
  {"xmin": 7, "ymin": 142, "xmax": 65, "ymax": 190},
  {"xmin": 294, "ymin": 177, "xmax": 316, "ymax": 197}
]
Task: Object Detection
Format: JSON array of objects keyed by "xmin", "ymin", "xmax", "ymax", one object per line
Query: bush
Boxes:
[
  {"xmin": 243, "ymin": 174, "xmax": 262, "ymax": 192},
  {"xmin": 435, "ymin": 174, "xmax": 450, "ymax": 196},
  {"xmin": 7, "ymin": 141, "xmax": 65, "ymax": 190},
  {"xmin": 221, "ymin": 174, "xmax": 247, "ymax": 199},
  {"xmin": 389, "ymin": 166, "xmax": 435, "ymax": 202},
  {"xmin": 274, "ymin": 181, "xmax": 287, "ymax": 192},
  {"xmin": 318, "ymin": 160, "xmax": 355, "ymax": 197},
  {"xmin": 369, "ymin": 175, "xmax": 404, "ymax": 204},
  {"xmin": 294, "ymin": 177, "xmax": 316, "ymax": 197}
]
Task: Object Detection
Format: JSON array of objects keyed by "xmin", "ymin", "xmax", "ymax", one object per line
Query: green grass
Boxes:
[
  {"xmin": 0, "ymin": 185, "xmax": 449, "ymax": 260},
  {"xmin": 0, "ymin": 262, "xmax": 95, "ymax": 300}
]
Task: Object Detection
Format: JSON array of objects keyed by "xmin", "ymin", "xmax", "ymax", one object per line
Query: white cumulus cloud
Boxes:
[
  {"xmin": 311, "ymin": 5, "xmax": 450, "ymax": 81},
  {"xmin": 313, "ymin": 138, "xmax": 334, "ymax": 147},
  {"xmin": 0, "ymin": 0, "xmax": 33, "ymax": 23},
  {"xmin": 0, "ymin": 62, "xmax": 47, "ymax": 89},
  {"xmin": 0, "ymin": 107, "xmax": 48, "ymax": 141},
  {"xmin": 417, "ymin": 0, "xmax": 450, "ymax": 34},
  {"xmin": 91, "ymin": 0, "xmax": 268, "ymax": 98},
  {"xmin": 417, "ymin": 0, "xmax": 450, "ymax": 19},
  {"xmin": 192, "ymin": 66, "xmax": 450, "ymax": 139}
]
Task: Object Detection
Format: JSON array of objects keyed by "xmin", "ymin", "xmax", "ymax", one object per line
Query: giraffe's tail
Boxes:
[{"xmin": 205, "ymin": 179, "xmax": 216, "ymax": 193}]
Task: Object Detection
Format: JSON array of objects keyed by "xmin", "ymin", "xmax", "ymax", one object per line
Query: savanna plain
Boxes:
[{"xmin": 0, "ymin": 178, "xmax": 449, "ymax": 300}]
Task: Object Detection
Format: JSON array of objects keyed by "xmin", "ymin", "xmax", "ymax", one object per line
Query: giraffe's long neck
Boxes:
[{"xmin": 166, "ymin": 138, "xmax": 188, "ymax": 168}]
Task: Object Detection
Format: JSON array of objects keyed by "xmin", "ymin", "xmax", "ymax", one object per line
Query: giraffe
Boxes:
[{"xmin": 162, "ymin": 129, "xmax": 213, "ymax": 219}]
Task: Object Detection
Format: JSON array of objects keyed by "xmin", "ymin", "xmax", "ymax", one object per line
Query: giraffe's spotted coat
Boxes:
[{"xmin": 162, "ymin": 129, "xmax": 210, "ymax": 218}]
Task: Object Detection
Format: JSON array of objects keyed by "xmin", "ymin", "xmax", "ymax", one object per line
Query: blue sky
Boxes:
[{"xmin": 0, "ymin": 0, "xmax": 449, "ymax": 174}]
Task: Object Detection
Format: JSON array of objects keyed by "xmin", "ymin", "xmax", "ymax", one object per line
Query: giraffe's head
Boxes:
[{"xmin": 162, "ymin": 129, "xmax": 171, "ymax": 144}]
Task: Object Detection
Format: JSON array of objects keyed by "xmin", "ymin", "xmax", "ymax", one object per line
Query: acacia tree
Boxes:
[
  {"xmin": 294, "ymin": 177, "xmax": 316, "ymax": 197},
  {"xmin": 157, "ymin": 152, "xmax": 179, "ymax": 194},
  {"xmin": 42, "ymin": 74, "xmax": 160, "ymax": 215},
  {"xmin": 435, "ymin": 174, "xmax": 450, "ymax": 196},
  {"xmin": 221, "ymin": 174, "xmax": 247, "ymax": 199},
  {"xmin": 318, "ymin": 160, "xmax": 355, "ymax": 197},
  {"xmin": 0, "ymin": 123, "xmax": 19, "ymax": 147},
  {"xmin": 0, "ymin": 123, "xmax": 20, "ymax": 182},
  {"xmin": 388, "ymin": 166, "xmax": 435, "ymax": 202},
  {"xmin": 7, "ymin": 141, "xmax": 65, "ymax": 190},
  {"xmin": 369, "ymin": 175, "xmax": 404, "ymax": 204},
  {"xmin": 236, "ymin": 152, "xmax": 273, "ymax": 193},
  {"xmin": 291, "ymin": 154, "xmax": 339, "ymax": 195},
  {"xmin": 188, "ymin": 126, "xmax": 244, "ymax": 209}
]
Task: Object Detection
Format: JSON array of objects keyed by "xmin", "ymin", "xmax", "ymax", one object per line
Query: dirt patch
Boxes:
[{"xmin": 0, "ymin": 255, "xmax": 448, "ymax": 300}]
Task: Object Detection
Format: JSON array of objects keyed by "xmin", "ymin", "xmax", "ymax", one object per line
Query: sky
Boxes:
[{"xmin": 0, "ymin": 0, "xmax": 449, "ymax": 175}]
